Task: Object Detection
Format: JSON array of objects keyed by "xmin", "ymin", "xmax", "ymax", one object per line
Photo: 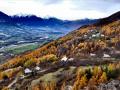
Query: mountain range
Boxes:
[{"xmin": 0, "ymin": 11, "xmax": 97, "ymax": 29}]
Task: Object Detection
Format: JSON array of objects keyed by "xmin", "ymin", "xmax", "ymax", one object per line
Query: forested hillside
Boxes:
[{"xmin": 0, "ymin": 11, "xmax": 120, "ymax": 90}]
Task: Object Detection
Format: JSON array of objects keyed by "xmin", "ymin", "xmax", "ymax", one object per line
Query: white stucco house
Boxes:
[
  {"xmin": 24, "ymin": 68, "xmax": 32, "ymax": 74},
  {"xmin": 101, "ymin": 34, "xmax": 105, "ymax": 37},
  {"xmin": 68, "ymin": 58, "xmax": 74, "ymax": 61},
  {"xmin": 103, "ymin": 54, "xmax": 110, "ymax": 58},
  {"xmin": 61, "ymin": 56, "xmax": 68, "ymax": 61},
  {"xmin": 35, "ymin": 66, "xmax": 41, "ymax": 71},
  {"xmin": 84, "ymin": 35, "xmax": 87, "ymax": 38},
  {"xmin": 92, "ymin": 34, "xmax": 96, "ymax": 37},
  {"xmin": 90, "ymin": 53, "xmax": 96, "ymax": 57}
]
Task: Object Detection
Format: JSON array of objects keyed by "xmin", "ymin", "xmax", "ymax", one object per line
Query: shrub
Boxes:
[
  {"xmin": 39, "ymin": 54, "xmax": 58, "ymax": 63},
  {"xmin": 2, "ymin": 73, "xmax": 9, "ymax": 80},
  {"xmin": 24, "ymin": 59, "xmax": 36, "ymax": 68},
  {"xmin": 98, "ymin": 72, "xmax": 107, "ymax": 83}
]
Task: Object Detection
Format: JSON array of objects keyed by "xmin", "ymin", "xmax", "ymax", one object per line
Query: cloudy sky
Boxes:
[{"xmin": 0, "ymin": 0, "xmax": 120, "ymax": 20}]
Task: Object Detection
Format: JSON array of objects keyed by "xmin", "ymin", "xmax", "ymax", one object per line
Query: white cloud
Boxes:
[{"xmin": 0, "ymin": 0, "xmax": 119, "ymax": 20}]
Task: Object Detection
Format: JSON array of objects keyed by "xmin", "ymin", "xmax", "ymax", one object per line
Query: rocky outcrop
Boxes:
[{"xmin": 98, "ymin": 80, "xmax": 120, "ymax": 90}]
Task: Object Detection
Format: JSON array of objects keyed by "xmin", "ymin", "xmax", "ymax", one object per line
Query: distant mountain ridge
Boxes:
[{"xmin": 0, "ymin": 11, "xmax": 97, "ymax": 27}]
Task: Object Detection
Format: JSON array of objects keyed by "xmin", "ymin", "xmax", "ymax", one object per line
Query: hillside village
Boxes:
[{"xmin": 0, "ymin": 11, "xmax": 120, "ymax": 90}]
